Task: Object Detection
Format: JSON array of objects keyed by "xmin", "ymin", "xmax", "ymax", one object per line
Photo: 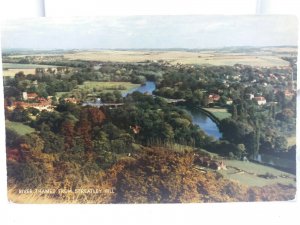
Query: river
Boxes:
[
  {"xmin": 181, "ymin": 107, "xmax": 222, "ymax": 140},
  {"xmin": 124, "ymin": 81, "xmax": 222, "ymax": 139},
  {"xmin": 110, "ymin": 81, "xmax": 293, "ymax": 171},
  {"xmin": 122, "ymin": 81, "xmax": 156, "ymax": 97}
]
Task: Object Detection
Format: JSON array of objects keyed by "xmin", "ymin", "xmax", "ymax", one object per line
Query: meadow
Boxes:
[
  {"xmin": 77, "ymin": 81, "xmax": 140, "ymax": 92},
  {"xmin": 56, "ymin": 81, "xmax": 141, "ymax": 98},
  {"xmin": 219, "ymin": 159, "xmax": 296, "ymax": 187},
  {"xmin": 2, "ymin": 63, "xmax": 59, "ymax": 76},
  {"xmin": 203, "ymin": 107, "xmax": 231, "ymax": 120},
  {"xmin": 2, "ymin": 63, "xmax": 58, "ymax": 69}
]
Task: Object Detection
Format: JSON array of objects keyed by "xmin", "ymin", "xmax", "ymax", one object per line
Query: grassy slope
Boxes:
[
  {"xmin": 219, "ymin": 159, "xmax": 296, "ymax": 187},
  {"xmin": 7, "ymin": 147, "xmax": 296, "ymax": 203},
  {"xmin": 5, "ymin": 120, "xmax": 35, "ymax": 136}
]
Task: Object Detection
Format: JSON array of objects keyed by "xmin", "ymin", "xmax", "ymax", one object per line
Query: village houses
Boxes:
[{"xmin": 6, "ymin": 92, "xmax": 54, "ymax": 112}]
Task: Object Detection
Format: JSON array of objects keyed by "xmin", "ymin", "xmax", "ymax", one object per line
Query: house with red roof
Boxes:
[
  {"xmin": 253, "ymin": 96, "xmax": 266, "ymax": 105},
  {"xmin": 208, "ymin": 94, "xmax": 220, "ymax": 103}
]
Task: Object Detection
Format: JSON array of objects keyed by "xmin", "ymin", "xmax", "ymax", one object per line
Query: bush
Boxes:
[{"xmin": 7, "ymin": 161, "xmax": 47, "ymax": 188}]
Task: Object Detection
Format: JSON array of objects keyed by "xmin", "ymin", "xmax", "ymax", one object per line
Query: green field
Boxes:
[
  {"xmin": 219, "ymin": 159, "xmax": 296, "ymax": 187},
  {"xmin": 5, "ymin": 120, "xmax": 35, "ymax": 136},
  {"xmin": 2, "ymin": 63, "xmax": 59, "ymax": 76},
  {"xmin": 2, "ymin": 63, "xmax": 58, "ymax": 69},
  {"xmin": 56, "ymin": 81, "xmax": 141, "ymax": 98},
  {"xmin": 56, "ymin": 92, "xmax": 70, "ymax": 98},
  {"xmin": 78, "ymin": 81, "xmax": 140, "ymax": 93},
  {"xmin": 203, "ymin": 107, "xmax": 231, "ymax": 120}
]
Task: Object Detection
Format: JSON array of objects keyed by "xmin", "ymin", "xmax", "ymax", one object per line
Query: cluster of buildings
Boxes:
[
  {"xmin": 6, "ymin": 92, "xmax": 55, "ymax": 112},
  {"xmin": 6, "ymin": 92, "xmax": 84, "ymax": 112},
  {"xmin": 246, "ymin": 94, "xmax": 266, "ymax": 105},
  {"xmin": 207, "ymin": 94, "xmax": 233, "ymax": 106},
  {"xmin": 64, "ymin": 97, "xmax": 80, "ymax": 104},
  {"xmin": 208, "ymin": 92, "xmax": 268, "ymax": 106}
]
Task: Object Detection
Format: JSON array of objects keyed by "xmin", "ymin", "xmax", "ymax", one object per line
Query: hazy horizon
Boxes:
[
  {"xmin": 1, "ymin": 45, "xmax": 298, "ymax": 52},
  {"xmin": 1, "ymin": 15, "xmax": 298, "ymax": 50}
]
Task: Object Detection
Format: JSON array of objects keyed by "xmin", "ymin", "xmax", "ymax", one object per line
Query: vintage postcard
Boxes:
[{"xmin": 1, "ymin": 15, "xmax": 297, "ymax": 203}]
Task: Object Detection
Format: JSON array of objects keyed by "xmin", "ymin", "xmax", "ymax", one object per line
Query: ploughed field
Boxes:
[
  {"xmin": 5, "ymin": 46, "xmax": 295, "ymax": 67},
  {"xmin": 62, "ymin": 50, "xmax": 290, "ymax": 67}
]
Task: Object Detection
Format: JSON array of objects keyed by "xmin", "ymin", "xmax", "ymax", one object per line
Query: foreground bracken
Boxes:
[{"xmin": 7, "ymin": 147, "xmax": 296, "ymax": 203}]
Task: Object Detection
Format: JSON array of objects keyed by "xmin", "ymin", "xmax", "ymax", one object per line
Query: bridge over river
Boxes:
[{"xmin": 82, "ymin": 101, "xmax": 124, "ymax": 108}]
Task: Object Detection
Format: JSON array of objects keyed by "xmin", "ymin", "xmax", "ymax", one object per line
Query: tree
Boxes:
[
  {"xmin": 276, "ymin": 91, "xmax": 286, "ymax": 109},
  {"xmin": 4, "ymin": 86, "xmax": 21, "ymax": 99},
  {"xmin": 219, "ymin": 118, "xmax": 254, "ymax": 144},
  {"xmin": 254, "ymin": 127, "xmax": 261, "ymax": 157},
  {"xmin": 11, "ymin": 106, "xmax": 30, "ymax": 122},
  {"xmin": 193, "ymin": 89, "xmax": 204, "ymax": 105},
  {"xmin": 61, "ymin": 119, "xmax": 75, "ymax": 151},
  {"xmin": 276, "ymin": 108, "xmax": 295, "ymax": 123},
  {"xmin": 35, "ymin": 111, "xmax": 63, "ymax": 133},
  {"xmin": 232, "ymin": 104, "xmax": 238, "ymax": 120},
  {"xmin": 93, "ymin": 131, "xmax": 110, "ymax": 153},
  {"xmin": 274, "ymin": 136, "xmax": 288, "ymax": 152},
  {"xmin": 113, "ymin": 90, "xmax": 123, "ymax": 102},
  {"xmin": 76, "ymin": 111, "xmax": 93, "ymax": 152},
  {"xmin": 20, "ymin": 133, "xmax": 44, "ymax": 152},
  {"xmin": 111, "ymin": 139, "xmax": 126, "ymax": 153},
  {"xmin": 269, "ymin": 103, "xmax": 276, "ymax": 119},
  {"xmin": 86, "ymin": 107, "xmax": 106, "ymax": 126},
  {"xmin": 7, "ymin": 160, "xmax": 48, "ymax": 188},
  {"xmin": 160, "ymin": 122, "xmax": 175, "ymax": 141},
  {"xmin": 102, "ymin": 122, "xmax": 123, "ymax": 140},
  {"xmin": 27, "ymin": 107, "xmax": 40, "ymax": 116},
  {"xmin": 237, "ymin": 143, "xmax": 246, "ymax": 159},
  {"xmin": 14, "ymin": 71, "xmax": 26, "ymax": 81},
  {"xmin": 5, "ymin": 128, "xmax": 21, "ymax": 148},
  {"xmin": 56, "ymin": 101, "xmax": 81, "ymax": 119},
  {"xmin": 40, "ymin": 128, "xmax": 64, "ymax": 153}
]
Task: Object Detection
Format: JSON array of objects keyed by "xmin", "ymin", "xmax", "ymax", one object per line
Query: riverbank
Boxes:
[
  {"xmin": 189, "ymin": 105, "xmax": 222, "ymax": 126},
  {"xmin": 203, "ymin": 107, "xmax": 231, "ymax": 120},
  {"xmin": 122, "ymin": 82, "xmax": 295, "ymax": 175},
  {"xmin": 220, "ymin": 159, "xmax": 296, "ymax": 187}
]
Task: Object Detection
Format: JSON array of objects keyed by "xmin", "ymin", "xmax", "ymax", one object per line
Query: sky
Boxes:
[{"xmin": 0, "ymin": 15, "xmax": 298, "ymax": 50}]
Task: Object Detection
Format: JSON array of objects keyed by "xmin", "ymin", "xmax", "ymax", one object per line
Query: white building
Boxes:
[{"xmin": 254, "ymin": 96, "xmax": 266, "ymax": 105}]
